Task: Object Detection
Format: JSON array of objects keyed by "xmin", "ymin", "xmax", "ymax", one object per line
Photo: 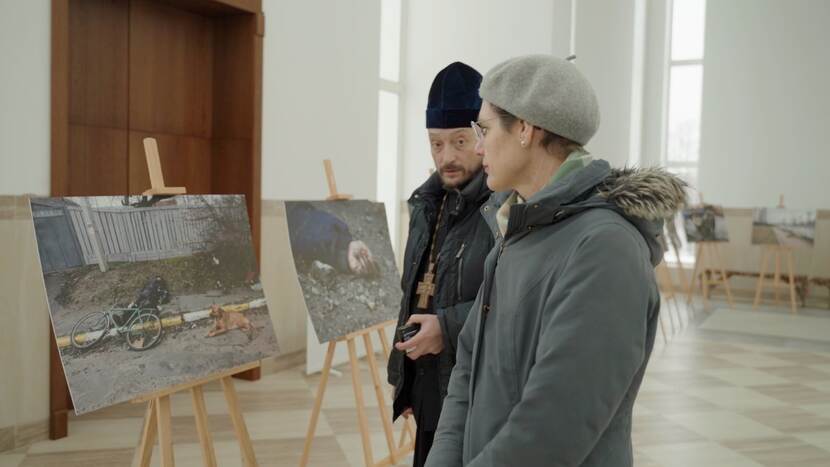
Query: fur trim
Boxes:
[{"xmin": 597, "ymin": 167, "xmax": 687, "ymax": 220}]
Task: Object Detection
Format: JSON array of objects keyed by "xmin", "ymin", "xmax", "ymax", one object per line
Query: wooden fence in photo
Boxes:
[{"xmin": 31, "ymin": 202, "xmax": 233, "ymax": 272}]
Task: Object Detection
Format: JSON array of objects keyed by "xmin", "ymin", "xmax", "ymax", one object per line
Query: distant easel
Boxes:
[
  {"xmin": 657, "ymin": 216, "xmax": 693, "ymax": 341},
  {"xmin": 753, "ymin": 194, "xmax": 799, "ymax": 313},
  {"xmin": 133, "ymin": 137, "xmax": 260, "ymax": 467},
  {"xmin": 685, "ymin": 194, "xmax": 735, "ymax": 309},
  {"xmin": 655, "ymin": 262, "xmax": 680, "ymax": 340},
  {"xmin": 686, "ymin": 241, "xmax": 735, "ymax": 309},
  {"xmin": 300, "ymin": 160, "xmax": 415, "ymax": 467}
]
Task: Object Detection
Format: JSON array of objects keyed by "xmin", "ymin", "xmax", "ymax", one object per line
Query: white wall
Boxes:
[
  {"xmin": 0, "ymin": 1, "xmax": 51, "ymax": 196},
  {"xmin": 401, "ymin": 0, "xmax": 556, "ymax": 196},
  {"xmin": 697, "ymin": 0, "xmax": 830, "ymax": 209},
  {"xmin": 0, "ymin": 0, "xmax": 382, "ymax": 199},
  {"xmin": 400, "ymin": 0, "xmax": 650, "ymax": 195},
  {"xmin": 261, "ymin": 0, "xmax": 386, "ymax": 373},
  {"xmin": 0, "ymin": 0, "xmax": 52, "ymax": 441},
  {"xmin": 640, "ymin": 0, "xmax": 671, "ymax": 168},
  {"xmin": 261, "ymin": 0, "xmax": 380, "ymax": 201},
  {"xmin": 572, "ymin": 0, "xmax": 643, "ymax": 167}
]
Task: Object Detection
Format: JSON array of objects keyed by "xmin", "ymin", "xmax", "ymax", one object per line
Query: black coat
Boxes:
[{"xmin": 388, "ymin": 169, "xmax": 494, "ymax": 420}]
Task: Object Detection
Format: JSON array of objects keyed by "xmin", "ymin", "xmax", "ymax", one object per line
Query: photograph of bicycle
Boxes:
[{"xmin": 30, "ymin": 195, "xmax": 279, "ymax": 415}]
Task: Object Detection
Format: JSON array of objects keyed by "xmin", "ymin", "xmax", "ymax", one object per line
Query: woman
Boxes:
[{"xmin": 425, "ymin": 55, "xmax": 686, "ymax": 467}]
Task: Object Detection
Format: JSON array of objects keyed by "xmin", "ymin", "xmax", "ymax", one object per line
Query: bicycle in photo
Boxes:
[{"xmin": 70, "ymin": 306, "xmax": 163, "ymax": 351}]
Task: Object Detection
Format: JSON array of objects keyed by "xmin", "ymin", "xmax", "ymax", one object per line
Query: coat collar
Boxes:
[{"xmin": 410, "ymin": 169, "xmax": 491, "ymax": 218}]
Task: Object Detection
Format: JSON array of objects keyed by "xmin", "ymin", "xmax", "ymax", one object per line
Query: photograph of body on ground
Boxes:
[
  {"xmin": 752, "ymin": 207, "xmax": 816, "ymax": 248},
  {"xmin": 683, "ymin": 204, "xmax": 729, "ymax": 242},
  {"xmin": 284, "ymin": 200, "xmax": 402, "ymax": 343},
  {"xmin": 30, "ymin": 195, "xmax": 279, "ymax": 415}
]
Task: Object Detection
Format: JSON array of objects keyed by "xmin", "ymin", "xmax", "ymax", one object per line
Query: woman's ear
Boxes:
[{"xmin": 519, "ymin": 120, "xmax": 535, "ymax": 147}]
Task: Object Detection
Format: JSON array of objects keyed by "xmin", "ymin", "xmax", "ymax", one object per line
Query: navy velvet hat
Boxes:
[{"xmin": 426, "ymin": 62, "xmax": 483, "ymax": 129}]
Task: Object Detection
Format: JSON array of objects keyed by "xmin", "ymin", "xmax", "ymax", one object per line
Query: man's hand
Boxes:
[
  {"xmin": 394, "ymin": 314, "xmax": 444, "ymax": 360},
  {"xmin": 347, "ymin": 240, "xmax": 378, "ymax": 276}
]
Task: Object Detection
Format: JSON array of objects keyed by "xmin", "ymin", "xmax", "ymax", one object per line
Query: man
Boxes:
[
  {"xmin": 425, "ymin": 55, "xmax": 686, "ymax": 466},
  {"xmin": 387, "ymin": 61, "xmax": 494, "ymax": 467}
]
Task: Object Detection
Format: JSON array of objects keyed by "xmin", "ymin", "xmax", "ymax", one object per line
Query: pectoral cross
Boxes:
[{"xmin": 416, "ymin": 262, "xmax": 437, "ymax": 309}]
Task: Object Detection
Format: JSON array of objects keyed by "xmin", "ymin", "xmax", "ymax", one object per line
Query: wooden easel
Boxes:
[
  {"xmin": 654, "ymin": 216, "xmax": 695, "ymax": 343},
  {"xmin": 133, "ymin": 137, "xmax": 260, "ymax": 467},
  {"xmin": 300, "ymin": 160, "xmax": 416, "ymax": 467},
  {"xmin": 753, "ymin": 195, "xmax": 799, "ymax": 314},
  {"xmin": 324, "ymin": 159, "xmax": 354, "ymax": 201},
  {"xmin": 684, "ymin": 195, "xmax": 734, "ymax": 309},
  {"xmin": 133, "ymin": 362, "xmax": 260, "ymax": 467},
  {"xmin": 664, "ymin": 218, "xmax": 689, "ymax": 309},
  {"xmin": 753, "ymin": 246, "xmax": 798, "ymax": 313},
  {"xmin": 686, "ymin": 241, "xmax": 735, "ymax": 309},
  {"xmin": 141, "ymin": 138, "xmax": 186, "ymax": 196}
]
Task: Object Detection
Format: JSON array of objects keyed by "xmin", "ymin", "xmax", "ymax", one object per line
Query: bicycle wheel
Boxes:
[
  {"xmin": 125, "ymin": 313, "xmax": 162, "ymax": 351},
  {"xmin": 71, "ymin": 311, "xmax": 111, "ymax": 350}
]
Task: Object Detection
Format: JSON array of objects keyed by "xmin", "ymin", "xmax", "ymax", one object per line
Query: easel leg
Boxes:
[
  {"xmin": 674, "ymin": 250, "xmax": 689, "ymax": 298},
  {"xmin": 667, "ymin": 272, "xmax": 685, "ymax": 331},
  {"xmin": 712, "ymin": 243, "xmax": 735, "ymax": 308},
  {"xmin": 221, "ymin": 377, "xmax": 258, "ymax": 467},
  {"xmin": 363, "ymin": 334, "xmax": 398, "ymax": 464},
  {"xmin": 347, "ymin": 338, "xmax": 375, "ymax": 467},
  {"xmin": 300, "ymin": 341, "xmax": 336, "ymax": 467},
  {"xmin": 398, "ymin": 426, "xmax": 410, "ymax": 449},
  {"xmin": 774, "ymin": 249, "xmax": 782, "ymax": 305},
  {"xmin": 657, "ymin": 263, "xmax": 688, "ymax": 334},
  {"xmin": 754, "ymin": 248, "xmax": 770, "ymax": 309},
  {"xmin": 666, "ymin": 292, "xmax": 677, "ymax": 336},
  {"xmin": 687, "ymin": 244, "xmax": 703, "ymax": 303},
  {"xmin": 377, "ymin": 327, "xmax": 392, "ymax": 360},
  {"xmin": 133, "ymin": 399, "xmax": 157, "ymax": 467},
  {"xmin": 656, "ymin": 264, "xmax": 679, "ymax": 336},
  {"xmin": 658, "ymin": 307, "xmax": 669, "ymax": 343},
  {"xmin": 786, "ymin": 250, "xmax": 798, "ymax": 314},
  {"xmin": 675, "ymin": 297, "xmax": 687, "ymax": 331},
  {"xmin": 156, "ymin": 396, "xmax": 175, "ymax": 467},
  {"xmin": 700, "ymin": 247, "xmax": 712, "ymax": 309},
  {"xmin": 191, "ymin": 386, "xmax": 218, "ymax": 467}
]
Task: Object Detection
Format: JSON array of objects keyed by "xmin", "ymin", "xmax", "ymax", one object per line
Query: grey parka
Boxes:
[{"xmin": 426, "ymin": 159, "xmax": 686, "ymax": 467}]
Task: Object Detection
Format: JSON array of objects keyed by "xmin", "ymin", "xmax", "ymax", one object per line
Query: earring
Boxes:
[{"xmin": 520, "ymin": 140, "xmax": 526, "ymax": 147}]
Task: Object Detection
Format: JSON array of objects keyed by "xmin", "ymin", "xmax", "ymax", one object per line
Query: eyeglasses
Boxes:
[{"xmin": 470, "ymin": 117, "xmax": 499, "ymax": 142}]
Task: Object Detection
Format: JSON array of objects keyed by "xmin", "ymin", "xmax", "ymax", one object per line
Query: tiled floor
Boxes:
[{"xmin": 4, "ymin": 299, "xmax": 830, "ymax": 466}]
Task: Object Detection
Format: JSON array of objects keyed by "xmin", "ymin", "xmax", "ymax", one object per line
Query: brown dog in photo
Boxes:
[{"xmin": 207, "ymin": 304, "xmax": 254, "ymax": 340}]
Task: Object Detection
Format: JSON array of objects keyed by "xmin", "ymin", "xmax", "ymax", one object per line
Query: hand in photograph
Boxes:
[{"xmin": 347, "ymin": 240, "xmax": 379, "ymax": 276}]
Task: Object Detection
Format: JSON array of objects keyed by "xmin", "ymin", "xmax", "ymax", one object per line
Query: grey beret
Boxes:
[{"xmin": 479, "ymin": 55, "xmax": 600, "ymax": 146}]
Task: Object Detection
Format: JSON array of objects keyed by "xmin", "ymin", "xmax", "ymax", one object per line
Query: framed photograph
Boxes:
[
  {"xmin": 752, "ymin": 207, "xmax": 816, "ymax": 248},
  {"xmin": 31, "ymin": 195, "xmax": 279, "ymax": 414},
  {"xmin": 682, "ymin": 204, "xmax": 729, "ymax": 242},
  {"xmin": 284, "ymin": 200, "xmax": 402, "ymax": 343}
]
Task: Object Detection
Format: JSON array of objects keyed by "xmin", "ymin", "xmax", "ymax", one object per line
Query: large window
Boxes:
[
  {"xmin": 376, "ymin": 0, "xmax": 403, "ymax": 251},
  {"xmin": 664, "ymin": 0, "xmax": 706, "ymax": 263}
]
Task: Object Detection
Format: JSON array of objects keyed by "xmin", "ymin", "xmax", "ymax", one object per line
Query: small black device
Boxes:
[{"xmin": 397, "ymin": 323, "xmax": 421, "ymax": 343}]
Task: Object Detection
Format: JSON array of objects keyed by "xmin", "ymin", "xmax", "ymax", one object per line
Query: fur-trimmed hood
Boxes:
[
  {"xmin": 598, "ymin": 167, "xmax": 687, "ymax": 221},
  {"xmin": 483, "ymin": 160, "xmax": 686, "ymax": 266}
]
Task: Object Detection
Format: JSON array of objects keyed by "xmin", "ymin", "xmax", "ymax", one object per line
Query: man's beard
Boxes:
[{"xmin": 440, "ymin": 165, "xmax": 480, "ymax": 190}]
